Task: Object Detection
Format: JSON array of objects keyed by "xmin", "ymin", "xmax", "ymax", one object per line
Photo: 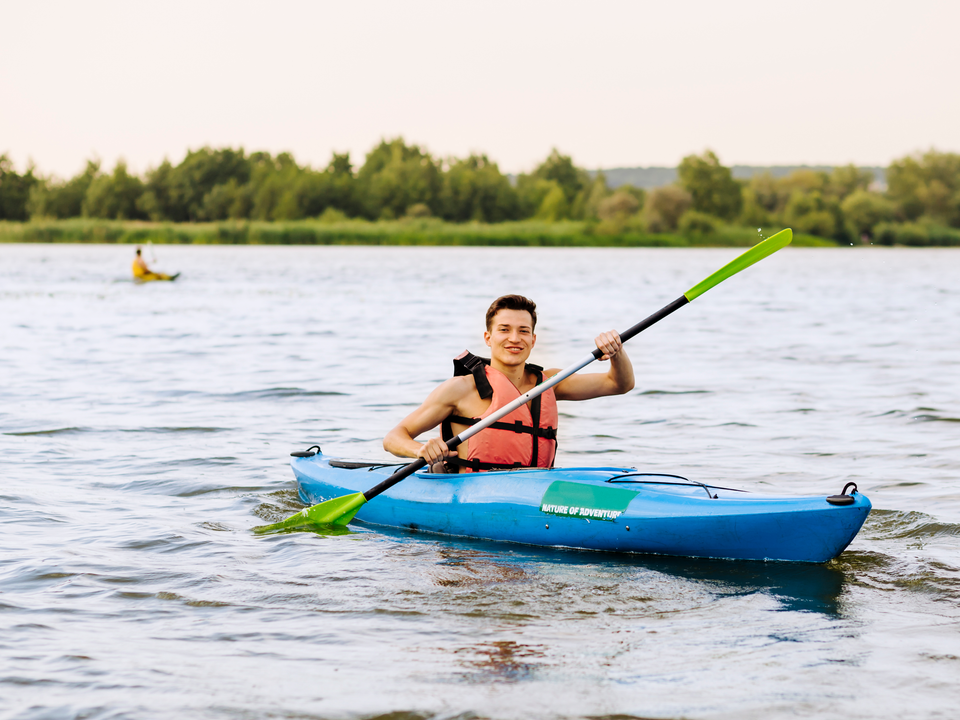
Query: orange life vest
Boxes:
[{"xmin": 442, "ymin": 352, "xmax": 558, "ymax": 472}]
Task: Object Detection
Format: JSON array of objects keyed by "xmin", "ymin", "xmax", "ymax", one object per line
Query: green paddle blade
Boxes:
[
  {"xmin": 684, "ymin": 228, "xmax": 792, "ymax": 302},
  {"xmin": 252, "ymin": 492, "xmax": 366, "ymax": 534}
]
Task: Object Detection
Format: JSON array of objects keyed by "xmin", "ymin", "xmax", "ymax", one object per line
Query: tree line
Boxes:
[{"xmin": 2, "ymin": 141, "xmax": 959, "ymax": 245}]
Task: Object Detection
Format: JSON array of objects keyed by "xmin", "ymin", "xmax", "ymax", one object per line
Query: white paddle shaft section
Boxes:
[{"xmin": 453, "ymin": 352, "xmax": 598, "ymax": 445}]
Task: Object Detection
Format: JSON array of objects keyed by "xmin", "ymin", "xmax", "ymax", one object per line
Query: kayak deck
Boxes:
[{"xmin": 291, "ymin": 453, "xmax": 871, "ymax": 563}]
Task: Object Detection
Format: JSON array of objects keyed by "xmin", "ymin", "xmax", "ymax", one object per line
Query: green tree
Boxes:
[
  {"xmin": 324, "ymin": 152, "xmax": 359, "ymax": 217},
  {"xmin": 82, "ymin": 160, "xmax": 146, "ymax": 219},
  {"xmin": 738, "ymin": 172, "xmax": 782, "ymax": 226},
  {"xmin": 535, "ymin": 182, "xmax": 569, "ymax": 221},
  {"xmin": 678, "ymin": 210, "xmax": 720, "ymax": 237},
  {"xmin": 575, "ymin": 173, "xmax": 613, "ymax": 221},
  {"xmin": 887, "ymin": 150, "xmax": 960, "ymax": 226},
  {"xmin": 515, "ymin": 149, "xmax": 589, "ymax": 219},
  {"xmin": 139, "ymin": 147, "xmax": 251, "ymax": 222},
  {"xmin": 645, "ymin": 185, "xmax": 692, "ymax": 232},
  {"xmin": 781, "ymin": 186, "xmax": 844, "ymax": 239},
  {"xmin": 269, "ymin": 169, "xmax": 337, "ymax": 220},
  {"xmin": 200, "ymin": 178, "xmax": 246, "ymax": 220},
  {"xmin": 404, "ymin": 203, "xmax": 432, "ymax": 218},
  {"xmin": 0, "ymin": 154, "xmax": 38, "ymax": 221},
  {"xmin": 29, "ymin": 160, "xmax": 100, "ymax": 219},
  {"xmin": 739, "ymin": 187, "xmax": 773, "ymax": 227},
  {"xmin": 614, "ymin": 183, "xmax": 646, "ymax": 208},
  {"xmin": 740, "ymin": 168, "xmax": 854, "ymax": 240},
  {"xmin": 596, "ymin": 190, "xmax": 641, "ymax": 234},
  {"xmin": 597, "ymin": 191, "xmax": 640, "ymax": 221},
  {"xmin": 793, "ymin": 210, "xmax": 837, "ymax": 238},
  {"xmin": 778, "ymin": 169, "xmax": 828, "ymax": 195},
  {"xmin": 439, "ymin": 154, "xmax": 519, "ymax": 222},
  {"xmin": 357, "ymin": 138, "xmax": 441, "ymax": 219},
  {"xmin": 137, "ymin": 159, "xmax": 177, "ymax": 221},
  {"xmin": 677, "ymin": 150, "xmax": 742, "ymax": 221},
  {"xmin": 827, "ymin": 164, "xmax": 873, "ymax": 201},
  {"xmin": 841, "ymin": 190, "xmax": 895, "ymax": 240},
  {"xmin": 247, "ymin": 152, "xmax": 302, "ymax": 220},
  {"xmin": 515, "ymin": 176, "xmax": 554, "ymax": 218}
]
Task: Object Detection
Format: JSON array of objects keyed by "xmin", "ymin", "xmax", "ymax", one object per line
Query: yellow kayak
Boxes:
[{"xmin": 134, "ymin": 271, "xmax": 180, "ymax": 283}]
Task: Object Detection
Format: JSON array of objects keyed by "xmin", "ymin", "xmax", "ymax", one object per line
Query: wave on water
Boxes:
[
  {"xmin": 252, "ymin": 489, "xmax": 311, "ymax": 522},
  {"xmin": 866, "ymin": 509, "xmax": 960, "ymax": 542},
  {"xmin": 118, "ymin": 426, "xmax": 230, "ymax": 434},
  {"xmin": 3, "ymin": 426, "xmax": 232, "ymax": 436},
  {"xmin": 3, "ymin": 427, "xmax": 85, "ymax": 436},
  {"xmin": 227, "ymin": 387, "xmax": 349, "ymax": 399},
  {"xmin": 837, "ymin": 548, "xmax": 960, "ymax": 600},
  {"xmin": 868, "ymin": 407, "xmax": 960, "ymax": 423},
  {"xmin": 638, "ymin": 389, "xmax": 711, "ymax": 395},
  {"xmin": 158, "ymin": 387, "xmax": 349, "ymax": 401},
  {"xmin": 834, "ymin": 511, "xmax": 960, "ymax": 602},
  {"xmin": 911, "ymin": 413, "xmax": 960, "ymax": 423}
]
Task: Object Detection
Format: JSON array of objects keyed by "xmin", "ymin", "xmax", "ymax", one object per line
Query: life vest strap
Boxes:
[{"xmin": 446, "ymin": 414, "xmax": 557, "ymax": 440}]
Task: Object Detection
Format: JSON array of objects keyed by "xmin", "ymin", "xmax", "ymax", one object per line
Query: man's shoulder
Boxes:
[
  {"xmin": 434, "ymin": 374, "xmax": 486, "ymax": 415},
  {"xmin": 428, "ymin": 374, "xmax": 477, "ymax": 402},
  {"xmin": 444, "ymin": 374, "xmax": 477, "ymax": 398}
]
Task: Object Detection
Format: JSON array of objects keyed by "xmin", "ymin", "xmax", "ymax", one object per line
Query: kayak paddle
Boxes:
[{"xmin": 253, "ymin": 228, "xmax": 793, "ymax": 534}]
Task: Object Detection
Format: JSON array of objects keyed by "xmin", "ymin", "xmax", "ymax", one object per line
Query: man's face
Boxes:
[{"xmin": 484, "ymin": 309, "xmax": 536, "ymax": 367}]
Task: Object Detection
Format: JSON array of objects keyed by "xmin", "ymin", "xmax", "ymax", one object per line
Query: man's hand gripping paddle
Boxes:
[{"xmin": 253, "ymin": 229, "xmax": 793, "ymax": 534}]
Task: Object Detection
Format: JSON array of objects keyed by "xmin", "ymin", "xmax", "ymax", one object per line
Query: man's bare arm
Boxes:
[
  {"xmin": 383, "ymin": 376, "xmax": 474, "ymax": 464},
  {"xmin": 551, "ymin": 330, "xmax": 635, "ymax": 401}
]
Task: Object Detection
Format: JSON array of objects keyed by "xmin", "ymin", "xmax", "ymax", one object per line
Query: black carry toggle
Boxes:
[
  {"xmin": 290, "ymin": 445, "xmax": 321, "ymax": 458},
  {"xmin": 826, "ymin": 481, "xmax": 858, "ymax": 506}
]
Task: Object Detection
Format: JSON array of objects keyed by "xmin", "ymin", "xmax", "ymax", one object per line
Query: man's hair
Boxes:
[
  {"xmin": 485, "ymin": 294, "xmax": 537, "ymax": 331},
  {"xmin": 135, "ymin": 248, "xmax": 142, "ymax": 255}
]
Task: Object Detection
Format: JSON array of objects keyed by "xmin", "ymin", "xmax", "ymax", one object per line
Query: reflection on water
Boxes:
[
  {"xmin": 2, "ymin": 244, "xmax": 959, "ymax": 720},
  {"xmin": 355, "ymin": 525, "xmax": 853, "ymax": 618},
  {"xmin": 622, "ymin": 554, "xmax": 849, "ymax": 616},
  {"xmin": 455, "ymin": 640, "xmax": 547, "ymax": 683}
]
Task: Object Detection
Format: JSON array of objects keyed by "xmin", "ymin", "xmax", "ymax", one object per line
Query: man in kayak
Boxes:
[
  {"xmin": 132, "ymin": 247, "xmax": 177, "ymax": 282},
  {"xmin": 132, "ymin": 247, "xmax": 153, "ymax": 279},
  {"xmin": 384, "ymin": 294, "xmax": 634, "ymax": 472}
]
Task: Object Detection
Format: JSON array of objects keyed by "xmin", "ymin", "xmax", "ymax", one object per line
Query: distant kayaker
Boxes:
[
  {"xmin": 132, "ymin": 247, "xmax": 152, "ymax": 279},
  {"xmin": 384, "ymin": 294, "xmax": 634, "ymax": 472},
  {"xmin": 132, "ymin": 247, "xmax": 179, "ymax": 282}
]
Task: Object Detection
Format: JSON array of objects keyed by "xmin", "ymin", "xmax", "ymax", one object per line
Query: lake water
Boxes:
[{"xmin": 1, "ymin": 243, "xmax": 958, "ymax": 720}]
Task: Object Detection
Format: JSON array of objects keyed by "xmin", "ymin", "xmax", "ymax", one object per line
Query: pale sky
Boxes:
[{"xmin": 2, "ymin": 0, "xmax": 958, "ymax": 179}]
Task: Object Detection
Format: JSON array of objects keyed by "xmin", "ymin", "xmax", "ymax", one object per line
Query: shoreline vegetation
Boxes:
[
  {"xmin": 2, "ymin": 141, "xmax": 959, "ymax": 246},
  {"xmin": 0, "ymin": 218, "xmax": 837, "ymax": 247}
]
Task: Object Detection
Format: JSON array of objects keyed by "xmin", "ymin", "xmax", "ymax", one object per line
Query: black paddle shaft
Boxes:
[
  {"xmin": 363, "ymin": 294, "xmax": 691, "ymax": 502},
  {"xmin": 590, "ymin": 295, "xmax": 689, "ymax": 358}
]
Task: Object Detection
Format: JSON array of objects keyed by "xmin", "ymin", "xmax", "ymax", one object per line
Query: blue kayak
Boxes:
[{"xmin": 291, "ymin": 453, "xmax": 871, "ymax": 563}]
